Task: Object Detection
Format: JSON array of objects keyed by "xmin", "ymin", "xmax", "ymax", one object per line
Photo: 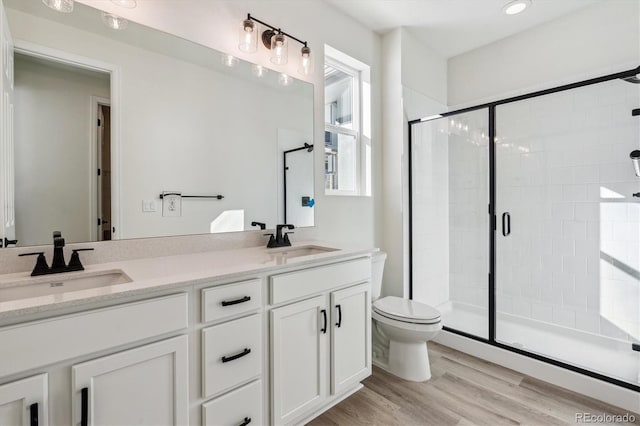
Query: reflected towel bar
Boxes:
[{"xmin": 159, "ymin": 193, "xmax": 224, "ymax": 200}]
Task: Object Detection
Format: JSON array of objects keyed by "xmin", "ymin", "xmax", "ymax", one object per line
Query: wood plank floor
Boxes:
[{"xmin": 309, "ymin": 342, "xmax": 640, "ymax": 426}]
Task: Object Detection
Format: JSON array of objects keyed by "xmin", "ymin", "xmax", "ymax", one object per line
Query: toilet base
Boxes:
[{"xmin": 387, "ymin": 340, "xmax": 431, "ymax": 382}]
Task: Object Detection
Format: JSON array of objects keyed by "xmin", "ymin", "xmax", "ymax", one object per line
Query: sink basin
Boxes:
[
  {"xmin": 267, "ymin": 245, "xmax": 338, "ymax": 260},
  {"xmin": 0, "ymin": 270, "xmax": 132, "ymax": 302}
]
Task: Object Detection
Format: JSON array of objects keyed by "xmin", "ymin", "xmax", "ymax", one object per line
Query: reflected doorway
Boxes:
[{"xmin": 97, "ymin": 102, "xmax": 112, "ymax": 241}]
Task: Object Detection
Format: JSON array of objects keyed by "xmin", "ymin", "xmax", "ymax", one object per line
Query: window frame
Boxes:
[{"xmin": 324, "ymin": 56, "xmax": 364, "ymax": 196}]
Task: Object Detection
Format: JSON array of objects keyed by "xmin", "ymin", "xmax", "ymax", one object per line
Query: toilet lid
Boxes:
[{"xmin": 373, "ymin": 296, "xmax": 441, "ymax": 324}]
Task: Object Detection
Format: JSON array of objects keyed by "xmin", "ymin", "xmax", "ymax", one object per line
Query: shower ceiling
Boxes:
[{"xmin": 323, "ymin": 0, "xmax": 603, "ymax": 58}]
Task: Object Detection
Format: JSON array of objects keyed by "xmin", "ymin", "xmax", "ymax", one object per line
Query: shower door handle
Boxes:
[{"xmin": 502, "ymin": 212, "xmax": 511, "ymax": 237}]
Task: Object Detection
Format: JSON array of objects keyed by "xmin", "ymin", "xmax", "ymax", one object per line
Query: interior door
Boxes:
[
  {"xmin": 72, "ymin": 336, "xmax": 189, "ymax": 426},
  {"xmin": 330, "ymin": 283, "xmax": 371, "ymax": 395}
]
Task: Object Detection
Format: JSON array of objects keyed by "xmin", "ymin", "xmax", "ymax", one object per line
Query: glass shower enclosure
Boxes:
[{"xmin": 409, "ymin": 66, "xmax": 640, "ymax": 391}]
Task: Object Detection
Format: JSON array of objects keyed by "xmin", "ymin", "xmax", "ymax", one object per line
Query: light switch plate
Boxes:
[
  {"xmin": 142, "ymin": 200, "xmax": 157, "ymax": 212},
  {"xmin": 162, "ymin": 192, "xmax": 182, "ymax": 217}
]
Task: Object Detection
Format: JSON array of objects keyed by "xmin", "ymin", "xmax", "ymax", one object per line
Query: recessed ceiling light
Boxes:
[
  {"xmin": 110, "ymin": 0, "xmax": 137, "ymax": 8},
  {"xmin": 503, "ymin": 0, "xmax": 531, "ymax": 15}
]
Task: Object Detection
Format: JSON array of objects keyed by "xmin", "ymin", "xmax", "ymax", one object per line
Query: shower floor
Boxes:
[{"xmin": 437, "ymin": 301, "xmax": 639, "ymax": 386}]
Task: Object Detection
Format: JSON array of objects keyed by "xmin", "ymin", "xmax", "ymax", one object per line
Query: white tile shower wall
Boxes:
[{"xmin": 495, "ymin": 80, "xmax": 639, "ymax": 343}]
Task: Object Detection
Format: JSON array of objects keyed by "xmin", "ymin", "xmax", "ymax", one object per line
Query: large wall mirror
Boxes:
[{"xmin": 0, "ymin": 0, "xmax": 314, "ymax": 247}]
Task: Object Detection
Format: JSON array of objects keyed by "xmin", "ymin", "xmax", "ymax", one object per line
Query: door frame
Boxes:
[
  {"xmin": 407, "ymin": 64, "xmax": 640, "ymax": 393},
  {"xmin": 90, "ymin": 97, "xmax": 111, "ymax": 241},
  {"xmin": 13, "ymin": 39, "xmax": 122, "ymax": 240}
]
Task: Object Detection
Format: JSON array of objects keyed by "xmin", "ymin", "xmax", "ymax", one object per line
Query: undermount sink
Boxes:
[
  {"xmin": 0, "ymin": 270, "xmax": 132, "ymax": 302},
  {"xmin": 267, "ymin": 245, "xmax": 338, "ymax": 260}
]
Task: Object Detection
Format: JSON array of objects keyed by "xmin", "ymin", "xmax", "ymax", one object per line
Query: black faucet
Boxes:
[
  {"xmin": 18, "ymin": 231, "xmax": 94, "ymax": 276},
  {"xmin": 266, "ymin": 224, "xmax": 295, "ymax": 248},
  {"xmin": 251, "ymin": 221, "xmax": 266, "ymax": 230}
]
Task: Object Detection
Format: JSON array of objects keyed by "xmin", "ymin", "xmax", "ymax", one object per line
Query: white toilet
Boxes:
[{"xmin": 371, "ymin": 251, "xmax": 442, "ymax": 381}]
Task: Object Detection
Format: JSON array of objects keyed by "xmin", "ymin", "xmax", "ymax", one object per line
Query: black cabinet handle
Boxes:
[
  {"xmin": 502, "ymin": 212, "xmax": 511, "ymax": 237},
  {"xmin": 222, "ymin": 348, "xmax": 251, "ymax": 363},
  {"xmin": 335, "ymin": 304, "xmax": 342, "ymax": 328},
  {"xmin": 29, "ymin": 402, "xmax": 38, "ymax": 426},
  {"xmin": 81, "ymin": 387, "xmax": 88, "ymax": 426},
  {"xmin": 221, "ymin": 296, "xmax": 251, "ymax": 307},
  {"xmin": 320, "ymin": 309, "xmax": 327, "ymax": 334},
  {"xmin": 238, "ymin": 417, "xmax": 252, "ymax": 426}
]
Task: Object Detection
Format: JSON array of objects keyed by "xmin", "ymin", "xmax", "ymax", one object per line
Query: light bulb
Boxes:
[
  {"xmin": 102, "ymin": 12, "xmax": 128, "ymax": 30},
  {"xmin": 238, "ymin": 19, "xmax": 257, "ymax": 53},
  {"xmin": 252, "ymin": 64, "xmax": 268, "ymax": 77},
  {"xmin": 222, "ymin": 54, "xmax": 239, "ymax": 67},
  {"xmin": 502, "ymin": 0, "xmax": 531, "ymax": 15},
  {"xmin": 298, "ymin": 46, "xmax": 313, "ymax": 76},
  {"xmin": 270, "ymin": 34, "xmax": 288, "ymax": 65},
  {"xmin": 279, "ymin": 73, "xmax": 292, "ymax": 87},
  {"xmin": 42, "ymin": 0, "xmax": 73, "ymax": 13}
]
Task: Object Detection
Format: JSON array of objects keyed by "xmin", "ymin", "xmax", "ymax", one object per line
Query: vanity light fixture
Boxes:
[
  {"xmin": 102, "ymin": 12, "xmax": 128, "ymax": 30},
  {"xmin": 502, "ymin": 0, "xmax": 531, "ymax": 15},
  {"xmin": 251, "ymin": 64, "xmax": 268, "ymax": 77},
  {"xmin": 239, "ymin": 14, "xmax": 312, "ymax": 76},
  {"xmin": 222, "ymin": 54, "xmax": 239, "ymax": 67},
  {"xmin": 42, "ymin": 0, "xmax": 74, "ymax": 13},
  {"xmin": 110, "ymin": 0, "xmax": 137, "ymax": 8}
]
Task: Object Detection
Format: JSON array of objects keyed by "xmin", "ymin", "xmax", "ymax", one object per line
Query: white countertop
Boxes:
[{"xmin": 0, "ymin": 241, "xmax": 375, "ymax": 321}]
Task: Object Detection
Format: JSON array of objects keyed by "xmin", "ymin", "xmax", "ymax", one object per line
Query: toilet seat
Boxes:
[{"xmin": 373, "ymin": 296, "xmax": 441, "ymax": 324}]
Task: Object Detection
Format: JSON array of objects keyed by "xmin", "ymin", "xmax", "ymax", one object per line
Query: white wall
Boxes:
[
  {"xmin": 14, "ymin": 55, "xmax": 109, "ymax": 246},
  {"xmin": 72, "ymin": 0, "xmax": 383, "ymax": 248},
  {"xmin": 448, "ymin": 1, "xmax": 640, "ymax": 107}
]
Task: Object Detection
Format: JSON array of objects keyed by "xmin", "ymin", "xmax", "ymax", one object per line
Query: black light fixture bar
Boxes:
[{"xmin": 246, "ymin": 13, "xmax": 308, "ymax": 48}]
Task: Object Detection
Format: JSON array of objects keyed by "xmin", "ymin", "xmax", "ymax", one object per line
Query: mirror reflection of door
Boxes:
[
  {"xmin": 13, "ymin": 53, "xmax": 110, "ymax": 246},
  {"xmin": 97, "ymin": 104, "xmax": 112, "ymax": 241}
]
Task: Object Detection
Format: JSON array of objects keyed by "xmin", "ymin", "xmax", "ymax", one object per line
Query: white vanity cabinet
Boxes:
[
  {"xmin": 72, "ymin": 335, "xmax": 189, "ymax": 426},
  {"xmin": 0, "ymin": 374, "xmax": 48, "ymax": 426},
  {"xmin": 269, "ymin": 258, "xmax": 372, "ymax": 425}
]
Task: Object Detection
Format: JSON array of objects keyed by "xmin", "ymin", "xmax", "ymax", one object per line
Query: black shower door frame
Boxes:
[{"xmin": 408, "ymin": 65, "xmax": 640, "ymax": 392}]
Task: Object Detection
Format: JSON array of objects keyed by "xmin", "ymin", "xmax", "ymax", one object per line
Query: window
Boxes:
[{"xmin": 324, "ymin": 46, "xmax": 371, "ymax": 196}]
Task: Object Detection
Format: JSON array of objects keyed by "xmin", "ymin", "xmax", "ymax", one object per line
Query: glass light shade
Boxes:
[
  {"xmin": 42, "ymin": 0, "xmax": 73, "ymax": 13},
  {"xmin": 111, "ymin": 0, "xmax": 137, "ymax": 8},
  {"xmin": 102, "ymin": 12, "xmax": 128, "ymax": 30},
  {"xmin": 252, "ymin": 64, "xmax": 268, "ymax": 77},
  {"xmin": 298, "ymin": 46, "xmax": 313, "ymax": 76},
  {"xmin": 239, "ymin": 19, "xmax": 258, "ymax": 53},
  {"xmin": 278, "ymin": 73, "xmax": 293, "ymax": 87},
  {"xmin": 221, "ymin": 54, "xmax": 239, "ymax": 67},
  {"xmin": 270, "ymin": 34, "xmax": 288, "ymax": 65}
]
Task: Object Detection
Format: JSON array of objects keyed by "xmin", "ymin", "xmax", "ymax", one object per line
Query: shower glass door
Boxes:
[
  {"xmin": 411, "ymin": 108, "xmax": 490, "ymax": 339},
  {"xmin": 495, "ymin": 78, "xmax": 640, "ymax": 387}
]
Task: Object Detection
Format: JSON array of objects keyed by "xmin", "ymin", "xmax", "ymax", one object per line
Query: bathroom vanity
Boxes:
[{"xmin": 0, "ymin": 243, "xmax": 373, "ymax": 425}]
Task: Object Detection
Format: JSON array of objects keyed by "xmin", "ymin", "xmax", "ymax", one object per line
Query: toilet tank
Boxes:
[{"xmin": 371, "ymin": 251, "xmax": 387, "ymax": 301}]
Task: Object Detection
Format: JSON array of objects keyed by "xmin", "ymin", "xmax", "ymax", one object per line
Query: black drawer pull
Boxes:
[
  {"xmin": 320, "ymin": 309, "xmax": 327, "ymax": 334},
  {"xmin": 29, "ymin": 402, "xmax": 38, "ymax": 426},
  {"xmin": 222, "ymin": 348, "xmax": 251, "ymax": 363},
  {"xmin": 221, "ymin": 296, "xmax": 251, "ymax": 306},
  {"xmin": 502, "ymin": 212, "xmax": 511, "ymax": 237},
  {"xmin": 238, "ymin": 417, "xmax": 252, "ymax": 426},
  {"xmin": 81, "ymin": 387, "xmax": 88, "ymax": 426},
  {"xmin": 336, "ymin": 304, "xmax": 342, "ymax": 328}
]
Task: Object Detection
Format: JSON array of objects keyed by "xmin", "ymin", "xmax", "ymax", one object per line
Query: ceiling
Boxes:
[{"xmin": 323, "ymin": 0, "xmax": 603, "ymax": 58}]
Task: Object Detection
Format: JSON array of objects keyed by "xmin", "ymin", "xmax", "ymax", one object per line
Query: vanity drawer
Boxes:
[
  {"xmin": 202, "ymin": 379, "xmax": 262, "ymax": 426},
  {"xmin": 202, "ymin": 314, "xmax": 262, "ymax": 398},
  {"xmin": 0, "ymin": 293, "xmax": 188, "ymax": 377},
  {"xmin": 270, "ymin": 257, "xmax": 371, "ymax": 305},
  {"xmin": 201, "ymin": 279, "xmax": 262, "ymax": 323}
]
